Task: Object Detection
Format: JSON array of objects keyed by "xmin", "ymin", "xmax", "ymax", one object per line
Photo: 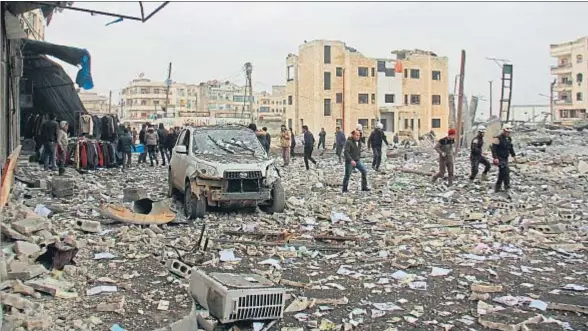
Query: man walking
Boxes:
[
  {"xmin": 368, "ymin": 122, "xmax": 389, "ymax": 171},
  {"xmin": 40, "ymin": 113, "xmax": 60, "ymax": 171},
  {"xmin": 302, "ymin": 125, "xmax": 317, "ymax": 170},
  {"xmin": 145, "ymin": 125, "xmax": 159, "ymax": 167},
  {"xmin": 335, "ymin": 126, "xmax": 346, "ymax": 163},
  {"xmin": 118, "ymin": 128, "xmax": 136, "ymax": 170},
  {"xmin": 138, "ymin": 123, "xmax": 148, "ymax": 164},
  {"xmin": 432, "ymin": 129, "xmax": 456, "ymax": 186},
  {"xmin": 491, "ymin": 124, "xmax": 517, "ymax": 193},
  {"xmin": 318, "ymin": 128, "xmax": 326, "ymax": 150},
  {"xmin": 469, "ymin": 125, "xmax": 491, "ymax": 182},
  {"xmin": 279, "ymin": 125, "xmax": 291, "ymax": 166},
  {"xmin": 342, "ymin": 130, "xmax": 370, "ymax": 193},
  {"xmin": 157, "ymin": 123, "xmax": 169, "ymax": 166}
]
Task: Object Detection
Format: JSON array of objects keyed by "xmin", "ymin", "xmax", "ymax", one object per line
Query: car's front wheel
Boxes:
[
  {"xmin": 184, "ymin": 181, "xmax": 206, "ymax": 219},
  {"xmin": 260, "ymin": 180, "xmax": 286, "ymax": 214}
]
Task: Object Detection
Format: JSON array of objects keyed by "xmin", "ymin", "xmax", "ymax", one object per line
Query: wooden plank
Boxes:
[{"xmin": 1, "ymin": 145, "xmax": 23, "ymax": 211}]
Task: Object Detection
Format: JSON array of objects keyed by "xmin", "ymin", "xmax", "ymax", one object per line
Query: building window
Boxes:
[
  {"xmin": 432, "ymin": 71, "xmax": 441, "ymax": 80},
  {"xmin": 404, "ymin": 69, "xmax": 408, "ymax": 78},
  {"xmin": 432, "ymin": 118, "xmax": 441, "ymax": 128},
  {"xmin": 377, "ymin": 61, "xmax": 386, "ymax": 72},
  {"xmin": 432, "ymin": 95, "xmax": 441, "ymax": 105},
  {"xmin": 358, "ymin": 67, "xmax": 369, "ymax": 77},
  {"xmin": 336, "ymin": 67, "xmax": 343, "ymax": 77},
  {"xmin": 153, "ymin": 88, "xmax": 160, "ymax": 94},
  {"xmin": 577, "ymin": 55, "xmax": 583, "ymax": 64},
  {"xmin": 324, "ymin": 45, "xmax": 331, "ymax": 64},
  {"xmin": 577, "ymin": 92, "xmax": 583, "ymax": 101},
  {"xmin": 577, "ymin": 73, "xmax": 583, "ymax": 83},
  {"xmin": 141, "ymin": 100, "xmax": 147, "ymax": 106},
  {"xmin": 324, "ymin": 98, "xmax": 331, "ymax": 116},
  {"xmin": 324, "ymin": 72, "xmax": 331, "ymax": 90},
  {"xmin": 153, "ymin": 100, "xmax": 160, "ymax": 105},
  {"xmin": 371, "ymin": 93, "xmax": 376, "ymax": 104},
  {"xmin": 410, "ymin": 94, "xmax": 421, "ymax": 105},
  {"xmin": 287, "ymin": 66, "xmax": 294, "ymax": 81},
  {"xmin": 404, "ymin": 94, "xmax": 408, "ymax": 105},
  {"xmin": 141, "ymin": 88, "xmax": 148, "ymax": 94},
  {"xmin": 358, "ymin": 93, "xmax": 369, "ymax": 104},
  {"xmin": 385, "ymin": 94, "xmax": 395, "ymax": 103},
  {"xmin": 371, "ymin": 67, "xmax": 375, "ymax": 77},
  {"xmin": 336, "ymin": 93, "xmax": 343, "ymax": 104},
  {"xmin": 410, "ymin": 69, "xmax": 420, "ymax": 79},
  {"xmin": 404, "ymin": 119, "xmax": 409, "ymax": 129},
  {"xmin": 288, "ymin": 95, "xmax": 293, "ymax": 105}
]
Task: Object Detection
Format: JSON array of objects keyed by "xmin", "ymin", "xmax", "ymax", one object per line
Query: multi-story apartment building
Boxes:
[
  {"xmin": 550, "ymin": 36, "xmax": 587, "ymax": 123},
  {"xmin": 78, "ymin": 91, "xmax": 109, "ymax": 115},
  {"xmin": 285, "ymin": 40, "xmax": 449, "ymax": 138},
  {"xmin": 199, "ymin": 80, "xmax": 252, "ymax": 119},
  {"xmin": 120, "ymin": 74, "xmax": 200, "ymax": 120},
  {"xmin": 255, "ymin": 85, "xmax": 287, "ymax": 121},
  {"xmin": 393, "ymin": 49, "xmax": 449, "ymax": 137},
  {"xmin": 20, "ymin": 9, "xmax": 45, "ymax": 40}
]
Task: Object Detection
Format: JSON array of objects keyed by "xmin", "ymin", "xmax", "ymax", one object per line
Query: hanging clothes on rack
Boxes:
[{"xmin": 80, "ymin": 114, "xmax": 94, "ymax": 136}]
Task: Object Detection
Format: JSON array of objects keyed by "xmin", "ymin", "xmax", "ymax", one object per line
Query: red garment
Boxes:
[
  {"xmin": 96, "ymin": 143, "xmax": 104, "ymax": 167},
  {"xmin": 80, "ymin": 142, "xmax": 88, "ymax": 169}
]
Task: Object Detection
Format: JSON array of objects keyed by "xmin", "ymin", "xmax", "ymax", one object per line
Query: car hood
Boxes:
[{"xmin": 195, "ymin": 153, "xmax": 269, "ymax": 164}]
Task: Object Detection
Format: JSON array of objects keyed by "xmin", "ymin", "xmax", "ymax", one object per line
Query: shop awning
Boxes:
[
  {"xmin": 22, "ymin": 39, "xmax": 93, "ymax": 90},
  {"xmin": 22, "ymin": 55, "xmax": 87, "ymax": 125}
]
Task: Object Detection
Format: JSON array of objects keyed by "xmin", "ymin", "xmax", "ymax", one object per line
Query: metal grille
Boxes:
[
  {"xmin": 224, "ymin": 171, "xmax": 262, "ymax": 180},
  {"xmin": 229, "ymin": 293, "xmax": 284, "ymax": 321}
]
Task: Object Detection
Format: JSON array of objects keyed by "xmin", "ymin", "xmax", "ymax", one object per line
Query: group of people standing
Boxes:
[
  {"xmin": 38, "ymin": 112, "xmax": 69, "ymax": 172},
  {"xmin": 137, "ymin": 123, "xmax": 179, "ymax": 167}
]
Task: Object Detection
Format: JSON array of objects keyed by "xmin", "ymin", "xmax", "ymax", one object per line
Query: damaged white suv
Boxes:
[{"xmin": 168, "ymin": 125, "xmax": 286, "ymax": 219}]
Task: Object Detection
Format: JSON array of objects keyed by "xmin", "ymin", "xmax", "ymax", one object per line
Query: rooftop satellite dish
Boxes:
[{"xmin": 139, "ymin": 73, "xmax": 145, "ymax": 78}]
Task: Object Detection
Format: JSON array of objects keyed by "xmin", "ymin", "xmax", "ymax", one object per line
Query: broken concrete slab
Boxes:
[
  {"xmin": 14, "ymin": 241, "xmax": 41, "ymax": 256},
  {"xmin": 471, "ymin": 283, "xmax": 504, "ymax": 293},
  {"xmin": 25, "ymin": 277, "xmax": 75, "ymax": 296},
  {"xmin": 7, "ymin": 262, "xmax": 47, "ymax": 281},
  {"xmin": 11, "ymin": 217, "xmax": 50, "ymax": 235},
  {"xmin": 478, "ymin": 308, "xmax": 542, "ymax": 331}
]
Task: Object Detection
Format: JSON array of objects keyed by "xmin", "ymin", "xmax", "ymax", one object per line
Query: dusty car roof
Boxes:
[{"xmin": 187, "ymin": 124, "xmax": 252, "ymax": 131}]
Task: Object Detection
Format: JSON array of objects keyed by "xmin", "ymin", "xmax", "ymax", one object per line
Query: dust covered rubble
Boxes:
[{"xmin": 1, "ymin": 129, "xmax": 588, "ymax": 331}]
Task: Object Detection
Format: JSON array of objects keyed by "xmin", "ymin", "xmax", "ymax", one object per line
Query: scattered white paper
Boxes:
[
  {"xmin": 86, "ymin": 285, "xmax": 117, "ymax": 296},
  {"xmin": 259, "ymin": 258, "xmax": 282, "ymax": 270},
  {"xmin": 372, "ymin": 302, "xmax": 403, "ymax": 311},
  {"xmin": 431, "ymin": 267, "xmax": 452, "ymax": 277},
  {"xmin": 34, "ymin": 204, "xmax": 51, "ymax": 217},
  {"xmin": 391, "ymin": 270, "xmax": 409, "ymax": 281},
  {"xmin": 562, "ymin": 284, "xmax": 587, "ymax": 291},
  {"xmin": 253, "ymin": 322, "xmax": 264, "ymax": 331},
  {"xmin": 94, "ymin": 252, "xmax": 116, "ymax": 260},
  {"xmin": 331, "ymin": 211, "xmax": 351, "ymax": 223},
  {"xmin": 409, "ymin": 281, "xmax": 427, "ymax": 291},
  {"xmin": 219, "ymin": 249, "xmax": 241, "ymax": 262},
  {"xmin": 529, "ymin": 300, "xmax": 548, "ymax": 311}
]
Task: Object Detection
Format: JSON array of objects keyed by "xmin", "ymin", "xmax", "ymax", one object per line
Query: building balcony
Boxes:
[
  {"xmin": 555, "ymin": 99, "xmax": 573, "ymax": 105},
  {"xmin": 123, "ymin": 93, "xmax": 168, "ymax": 99},
  {"xmin": 550, "ymin": 63, "xmax": 572, "ymax": 74},
  {"xmin": 554, "ymin": 82, "xmax": 573, "ymax": 91}
]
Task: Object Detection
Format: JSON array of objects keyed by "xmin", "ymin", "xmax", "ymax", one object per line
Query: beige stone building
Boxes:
[
  {"xmin": 78, "ymin": 91, "xmax": 109, "ymax": 115},
  {"xmin": 285, "ymin": 40, "xmax": 449, "ymax": 139},
  {"xmin": 392, "ymin": 49, "xmax": 450, "ymax": 137},
  {"xmin": 550, "ymin": 36, "xmax": 587, "ymax": 123},
  {"xmin": 120, "ymin": 74, "xmax": 201, "ymax": 120},
  {"xmin": 255, "ymin": 85, "xmax": 287, "ymax": 121},
  {"xmin": 199, "ymin": 80, "xmax": 251, "ymax": 119}
]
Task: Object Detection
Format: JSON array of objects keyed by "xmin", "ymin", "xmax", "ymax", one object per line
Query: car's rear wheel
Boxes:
[
  {"xmin": 260, "ymin": 180, "xmax": 286, "ymax": 214},
  {"xmin": 184, "ymin": 181, "xmax": 206, "ymax": 219}
]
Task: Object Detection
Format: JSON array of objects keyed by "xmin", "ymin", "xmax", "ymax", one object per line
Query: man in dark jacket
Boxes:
[
  {"xmin": 40, "ymin": 113, "xmax": 60, "ymax": 171},
  {"xmin": 157, "ymin": 123, "xmax": 169, "ymax": 165},
  {"xmin": 262, "ymin": 127, "xmax": 271, "ymax": 153},
  {"xmin": 367, "ymin": 123, "xmax": 389, "ymax": 171},
  {"xmin": 335, "ymin": 126, "xmax": 346, "ymax": 163},
  {"xmin": 118, "ymin": 128, "xmax": 136, "ymax": 170},
  {"xmin": 342, "ymin": 130, "xmax": 370, "ymax": 193},
  {"xmin": 166, "ymin": 128, "xmax": 178, "ymax": 158},
  {"xmin": 469, "ymin": 125, "xmax": 491, "ymax": 183},
  {"xmin": 432, "ymin": 129, "xmax": 456, "ymax": 186},
  {"xmin": 302, "ymin": 125, "xmax": 317, "ymax": 170},
  {"xmin": 491, "ymin": 125, "xmax": 517, "ymax": 193},
  {"xmin": 138, "ymin": 123, "xmax": 148, "ymax": 164},
  {"xmin": 318, "ymin": 128, "xmax": 326, "ymax": 150},
  {"xmin": 290, "ymin": 128, "xmax": 296, "ymax": 157}
]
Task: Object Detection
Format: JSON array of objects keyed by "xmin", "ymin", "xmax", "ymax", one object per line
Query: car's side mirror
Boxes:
[{"xmin": 174, "ymin": 145, "xmax": 188, "ymax": 154}]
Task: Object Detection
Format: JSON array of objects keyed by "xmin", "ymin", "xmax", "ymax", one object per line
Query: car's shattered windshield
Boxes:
[{"xmin": 192, "ymin": 128, "xmax": 266, "ymax": 157}]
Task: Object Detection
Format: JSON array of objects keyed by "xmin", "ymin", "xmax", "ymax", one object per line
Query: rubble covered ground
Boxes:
[{"xmin": 1, "ymin": 128, "xmax": 588, "ymax": 331}]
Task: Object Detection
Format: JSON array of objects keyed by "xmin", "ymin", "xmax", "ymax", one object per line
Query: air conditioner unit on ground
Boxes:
[{"xmin": 190, "ymin": 269, "xmax": 287, "ymax": 324}]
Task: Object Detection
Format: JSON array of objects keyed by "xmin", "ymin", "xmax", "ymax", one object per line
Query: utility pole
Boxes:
[
  {"xmin": 455, "ymin": 50, "xmax": 466, "ymax": 152},
  {"xmin": 108, "ymin": 90, "xmax": 112, "ymax": 114},
  {"xmin": 550, "ymin": 79, "xmax": 556, "ymax": 122},
  {"xmin": 488, "ymin": 80, "xmax": 493, "ymax": 118},
  {"xmin": 164, "ymin": 62, "xmax": 172, "ymax": 118},
  {"xmin": 244, "ymin": 62, "xmax": 253, "ymax": 122}
]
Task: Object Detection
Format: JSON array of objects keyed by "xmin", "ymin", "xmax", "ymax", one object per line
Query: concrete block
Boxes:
[
  {"xmin": 8, "ymin": 262, "xmax": 47, "ymax": 281},
  {"xmin": 0, "ymin": 224, "xmax": 29, "ymax": 240},
  {"xmin": 11, "ymin": 218, "xmax": 50, "ymax": 235},
  {"xmin": 76, "ymin": 220, "xmax": 102, "ymax": 233},
  {"xmin": 49, "ymin": 178, "xmax": 74, "ymax": 198},
  {"xmin": 14, "ymin": 241, "xmax": 41, "ymax": 256},
  {"xmin": 165, "ymin": 259, "xmax": 192, "ymax": 279}
]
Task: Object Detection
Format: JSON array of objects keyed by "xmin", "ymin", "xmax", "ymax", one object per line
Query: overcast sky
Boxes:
[{"xmin": 46, "ymin": 1, "xmax": 588, "ymax": 116}]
